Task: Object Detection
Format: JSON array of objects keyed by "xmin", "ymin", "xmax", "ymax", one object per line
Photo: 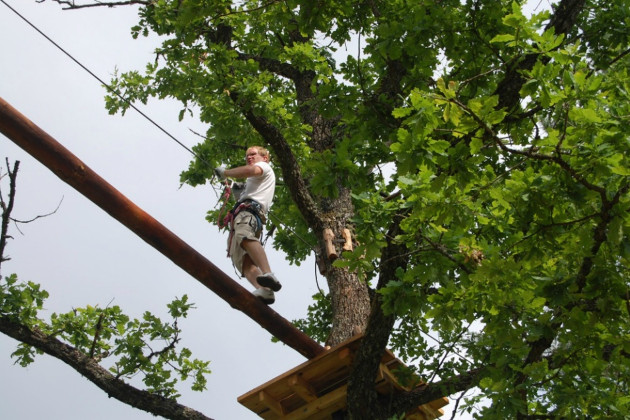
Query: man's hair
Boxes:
[{"xmin": 249, "ymin": 146, "xmax": 270, "ymax": 161}]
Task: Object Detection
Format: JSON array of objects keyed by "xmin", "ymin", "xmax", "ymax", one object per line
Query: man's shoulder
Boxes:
[{"xmin": 255, "ymin": 161, "xmax": 274, "ymax": 174}]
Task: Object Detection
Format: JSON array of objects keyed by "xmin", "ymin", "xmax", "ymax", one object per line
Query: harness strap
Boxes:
[
  {"xmin": 217, "ymin": 180, "xmax": 232, "ymax": 229},
  {"xmin": 225, "ymin": 199, "xmax": 265, "ymax": 257}
]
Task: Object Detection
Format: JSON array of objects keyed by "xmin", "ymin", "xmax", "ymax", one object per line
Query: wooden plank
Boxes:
[
  {"xmin": 238, "ymin": 333, "xmax": 449, "ymax": 419},
  {"xmin": 342, "ymin": 229, "xmax": 353, "ymax": 251},
  {"xmin": 417, "ymin": 396, "xmax": 449, "ymax": 420},
  {"xmin": 284, "ymin": 384, "xmax": 348, "ymax": 420},
  {"xmin": 428, "ymin": 396, "xmax": 449, "ymax": 410},
  {"xmin": 377, "ymin": 363, "xmax": 410, "ymax": 392},
  {"xmin": 323, "ymin": 229, "xmax": 338, "ymax": 260},
  {"xmin": 238, "ymin": 335, "xmax": 361, "ymax": 405}
]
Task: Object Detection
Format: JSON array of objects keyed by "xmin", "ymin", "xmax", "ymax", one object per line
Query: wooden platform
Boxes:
[{"xmin": 238, "ymin": 335, "xmax": 448, "ymax": 419}]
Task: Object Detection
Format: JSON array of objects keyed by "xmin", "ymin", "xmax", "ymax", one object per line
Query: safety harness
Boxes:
[{"xmin": 218, "ymin": 179, "xmax": 265, "ymax": 257}]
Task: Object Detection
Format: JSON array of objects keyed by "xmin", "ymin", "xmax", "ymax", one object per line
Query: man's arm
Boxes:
[
  {"xmin": 226, "ymin": 165, "xmax": 263, "ymax": 179},
  {"xmin": 225, "ymin": 165, "xmax": 263, "ymax": 179}
]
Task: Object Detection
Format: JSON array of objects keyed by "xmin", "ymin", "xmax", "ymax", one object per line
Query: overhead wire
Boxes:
[{"xmin": 0, "ymin": 0, "xmax": 209, "ymax": 168}]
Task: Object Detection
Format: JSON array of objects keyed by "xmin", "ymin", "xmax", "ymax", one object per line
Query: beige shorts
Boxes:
[{"xmin": 229, "ymin": 211, "xmax": 262, "ymax": 274}]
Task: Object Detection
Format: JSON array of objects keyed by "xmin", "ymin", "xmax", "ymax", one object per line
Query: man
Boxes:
[{"xmin": 214, "ymin": 146, "xmax": 281, "ymax": 304}]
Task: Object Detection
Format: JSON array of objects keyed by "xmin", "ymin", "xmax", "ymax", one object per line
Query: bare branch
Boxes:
[
  {"xmin": 449, "ymin": 389, "xmax": 471, "ymax": 420},
  {"xmin": 0, "ymin": 159, "xmax": 19, "ymax": 264},
  {"xmin": 38, "ymin": 0, "xmax": 150, "ymax": 10}
]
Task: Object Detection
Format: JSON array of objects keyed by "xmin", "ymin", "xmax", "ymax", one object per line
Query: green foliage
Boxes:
[
  {"xmin": 288, "ymin": 291, "xmax": 332, "ymax": 344},
  {"xmin": 99, "ymin": 0, "xmax": 630, "ymax": 417},
  {"xmin": 1, "ymin": 274, "xmax": 48, "ymax": 365},
  {"xmin": 0, "ymin": 273, "xmax": 48, "ymax": 328},
  {"xmin": 1, "ymin": 275, "xmax": 210, "ymax": 399}
]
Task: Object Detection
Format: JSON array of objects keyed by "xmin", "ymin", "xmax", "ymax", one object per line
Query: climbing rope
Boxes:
[{"xmin": 216, "ymin": 179, "xmax": 233, "ymax": 229}]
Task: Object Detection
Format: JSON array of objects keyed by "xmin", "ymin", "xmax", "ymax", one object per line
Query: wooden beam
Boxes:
[
  {"xmin": 377, "ymin": 362, "xmax": 409, "ymax": 392},
  {"xmin": 0, "ymin": 96, "xmax": 325, "ymax": 360},
  {"xmin": 258, "ymin": 390, "xmax": 285, "ymax": 417},
  {"xmin": 338, "ymin": 346, "xmax": 352, "ymax": 362},
  {"xmin": 323, "ymin": 228, "xmax": 337, "ymax": 260},
  {"xmin": 288, "ymin": 374, "xmax": 318, "ymax": 403}
]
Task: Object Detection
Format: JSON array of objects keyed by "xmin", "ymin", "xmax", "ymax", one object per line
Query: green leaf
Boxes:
[
  {"xmin": 569, "ymin": 107, "xmax": 602, "ymax": 124},
  {"xmin": 490, "ymin": 34, "xmax": 515, "ymax": 44},
  {"xmin": 470, "ymin": 137, "xmax": 483, "ymax": 155}
]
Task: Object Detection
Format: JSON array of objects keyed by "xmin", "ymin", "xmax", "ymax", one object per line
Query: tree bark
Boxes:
[{"xmin": 317, "ymin": 186, "xmax": 372, "ymax": 347}]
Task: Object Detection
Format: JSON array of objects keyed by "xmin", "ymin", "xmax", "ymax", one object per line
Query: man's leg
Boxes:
[
  {"xmin": 241, "ymin": 238, "xmax": 271, "ymax": 274},
  {"xmin": 241, "ymin": 253, "xmax": 263, "ymax": 288},
  {"xmin": 241, "ymin": 254, "xmax": 275, "ymax": 304},
  {"xmin": 241, "ymin": 238, "xmax": 282, "ymax": 291}
]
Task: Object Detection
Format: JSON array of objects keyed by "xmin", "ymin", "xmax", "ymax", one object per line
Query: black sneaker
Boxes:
[
  {"xmin": 257, "ymin": 272, "xmax": 282, "ymax": 291},
  {"xmin": 252, "ymin": 288, "xmax": 275, "ymax": 304}
]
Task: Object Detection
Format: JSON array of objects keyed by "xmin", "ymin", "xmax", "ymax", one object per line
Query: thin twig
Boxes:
[
  {"xmin": 11, "ymin": 197, "xmax": 64, "ymax": 236},
  {"xmin": 38, "ymin": 0, "xmax": 150, "ymax": 10}
]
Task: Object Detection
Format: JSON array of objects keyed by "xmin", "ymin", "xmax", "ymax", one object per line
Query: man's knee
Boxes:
[{"xmin": 241, "ymin": 238, "xmax": 260, "ymax": 250}]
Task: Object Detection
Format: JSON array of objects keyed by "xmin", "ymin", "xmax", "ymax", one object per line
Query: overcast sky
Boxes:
[{"xmin": 0, "ymin": 1, "xmax": 327, "ymax": 419}]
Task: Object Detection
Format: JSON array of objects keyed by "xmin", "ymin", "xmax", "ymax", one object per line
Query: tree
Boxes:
[{"xmin": 7, "ymin": 0, "xmax": 630, "ymax": 418}]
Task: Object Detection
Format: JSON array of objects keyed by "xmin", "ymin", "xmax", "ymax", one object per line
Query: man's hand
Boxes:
[{"xmin": 214, "ymin": 166, "xmax": 226, "ymax": 180}]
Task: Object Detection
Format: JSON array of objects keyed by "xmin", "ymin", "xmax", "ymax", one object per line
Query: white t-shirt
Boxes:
[{"xmin": 240, "ymin": 161, "xmax": 275, "ymax": 215}]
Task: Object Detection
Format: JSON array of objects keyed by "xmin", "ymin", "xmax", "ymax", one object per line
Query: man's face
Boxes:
[{"xmin": 245, "ymin": 148, "xmax": 267, "ymax": 165}]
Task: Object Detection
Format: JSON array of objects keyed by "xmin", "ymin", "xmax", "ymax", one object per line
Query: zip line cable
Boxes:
[{"xmin": 0, "ymin": 0, "xmax": 209, "ymax": 168}]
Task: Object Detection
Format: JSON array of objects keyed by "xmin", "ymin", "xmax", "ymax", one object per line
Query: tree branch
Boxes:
[
  {"xmin": 237, "ymin": 53, "xmax": 301, "ymax": 81},
  {"xmin": 0, "ymin": 316, "xmax": 212, "ymax": 420},
  {"xmin": 389, "ymin": 367, "xmax": 484, "ymax": 416}
]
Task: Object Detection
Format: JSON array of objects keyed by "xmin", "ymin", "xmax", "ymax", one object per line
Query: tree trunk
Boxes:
[
  {"xmin": 325, "ymin": 265, "xmax": 371, "ymax": 346},
  {"xmin": 317, "ymin": 188, "xmax": 371, "ymax": 347}
]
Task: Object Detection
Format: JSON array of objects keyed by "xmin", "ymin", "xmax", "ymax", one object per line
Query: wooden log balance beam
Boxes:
[{"xmin": 0, "ymin": 96, "xmax": 325, "ymax": 360}]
